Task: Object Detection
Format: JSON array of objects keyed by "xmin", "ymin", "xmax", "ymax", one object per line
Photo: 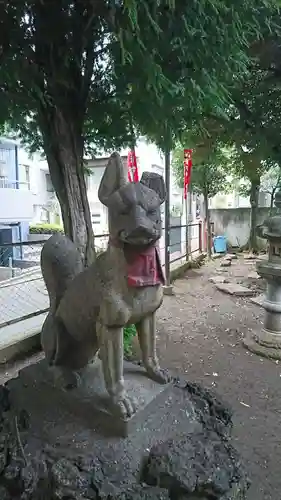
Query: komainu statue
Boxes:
[{"xmin": 40, "ymin": 152, "xmax": 170, "ymax": 419}]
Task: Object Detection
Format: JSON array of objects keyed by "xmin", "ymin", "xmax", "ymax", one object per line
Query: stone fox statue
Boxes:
[{"xmin": 40, "ymin": 152, "xmax": 170, "ymax": 419}]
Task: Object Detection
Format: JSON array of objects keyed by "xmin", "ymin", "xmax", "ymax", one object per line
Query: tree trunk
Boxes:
[
  {"xmin": 204, "ymin": 191, "xmax": 212, "ymax": 259},
  {"xmin": 248, "ymin": 179, "xmax": 260, "ymax": 254},
  {"xmin": 39, "ymin": 108, "xmax": 96, "ymax": 267},
  {"xmin": 270, "ymin": 187, "xmax": 276, "ymax": 216}
]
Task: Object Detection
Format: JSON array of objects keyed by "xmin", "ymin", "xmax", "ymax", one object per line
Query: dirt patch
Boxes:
[{"xmin": 154, "ymin": 257, "xmax": 280, "ymax": 500}]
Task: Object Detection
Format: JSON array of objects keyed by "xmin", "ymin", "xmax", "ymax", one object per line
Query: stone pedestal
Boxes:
[
  {"xmin": 8, "ymin": 359, "xmax": 172, "ymax": 438},
  {"xmin": 162, "ymin": 284, "xmax": 174, "ymax": 295},
  {"xmin": 0, "ymin": 363, "xmax": 250, "ymax": 499}
]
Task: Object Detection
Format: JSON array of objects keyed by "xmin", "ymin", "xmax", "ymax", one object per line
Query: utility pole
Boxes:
[
  {"xmin": 188, "ymin": 183, "xmax": 193, "ymax": 256},
  {"xmin": 163, "ymin": 148, "xmax": 173, "ymax": 295},
  {"xmin": 185, "ymin": 189, "xmax": 188, "ymax": 261},
  {"xmin": 185, "ymin": 185, "xmax": 193, "ymax": 261}
]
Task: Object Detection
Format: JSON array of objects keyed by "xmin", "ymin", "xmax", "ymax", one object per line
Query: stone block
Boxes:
[
  {"xmin": 209, "ymin": 276, "xmax": 228, "ymax": 284},
  {"xmin": 250, "ymin": 294, "xmax": 264, "ymax": 307},
  {"xmin": 213, "ymin": 253, "xmax": 224, "ymax": 259},
  {"xmin": 220, "ymin": 259, "xmax": 231, "ymax": 267},
  {"xmin": 243, "ymin": 253, "xmax": 256, "ymax": 260},
  {"xmin": 248, "ymin": 271, "xmax": 261, "ymax": 280},
  {"xmin": 215, "ymin": 283, "xmax": 254, "ymax": 297},
  {"xmin": 8, "ymin": 359, "xmax": 172, "ymax": 438},
  {"xmin": 162, "ymin": 284, "xmax": 174, "ymax": 296},
  {"xmin": 225, "ymin": 253, "xmax": 238, "ymax": 260}
]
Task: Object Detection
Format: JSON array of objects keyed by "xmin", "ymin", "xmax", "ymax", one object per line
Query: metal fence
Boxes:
[{"xmin": 0, "ymin": 222, "xmax": 204, "ymax": 330}]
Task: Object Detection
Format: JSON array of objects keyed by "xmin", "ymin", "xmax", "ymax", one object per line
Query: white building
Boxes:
[
  {"xmin": 1, "ymin": 136, "xmax": 191, "ymax": 240},
  {"xmin": 0, "ymin": 138, "xmax": 34, "ymax": 254},
  {"xmin": 17, "ymin": 149, "xmax": 55, "ymax": 226},
  {"xmin": 17, "ymin": 139, "xmax": 179, "ymax": 234},
  {"xmin": 208, "ymin": 176, "xmax": 271, "ymax": 210},
  {"xmin": 85, "ymin": 140, "xmax": 167, "ymax": 235}
]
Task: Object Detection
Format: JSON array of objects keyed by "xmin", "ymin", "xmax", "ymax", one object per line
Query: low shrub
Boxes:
[
  {"xmin": 29, "ymin": 223, "xmax": 64, "ymax": 235},
  {"xmin": 124, "ymin": 324, "xmax": 137, "ymax": 357}
]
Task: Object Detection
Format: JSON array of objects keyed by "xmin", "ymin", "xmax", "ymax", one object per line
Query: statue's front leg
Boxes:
[
  {"xmin": 136, "ymin": 314, "xmax": 171, "ymax": 384},
  {"xmin": 97, "ymin": 322, "xmax": 137, "ymax": 419}
]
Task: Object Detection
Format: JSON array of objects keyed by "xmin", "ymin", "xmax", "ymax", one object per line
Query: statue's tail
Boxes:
[{"xmin": 41, "ymin": 234, "xmax": 84, "ymax": 312}]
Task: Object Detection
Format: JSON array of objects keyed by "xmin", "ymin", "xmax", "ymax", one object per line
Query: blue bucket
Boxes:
[{"xmin": 213, "ymin": 235, "xmax": 227, "ymax": 254}]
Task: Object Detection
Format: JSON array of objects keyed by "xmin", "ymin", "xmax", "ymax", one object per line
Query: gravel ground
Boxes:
[
  {"xmin": 0, "ymin": 255, "xmax": 280, "ymax": 500},
  {"xmin": 155, "ymin": 256, "xmax": 280, "ymax": 500}
]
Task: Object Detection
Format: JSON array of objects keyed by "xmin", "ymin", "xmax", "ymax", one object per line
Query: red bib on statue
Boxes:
[{"xmin": 124, "ymin": 245, "xmax": 165, "ymax": 287}]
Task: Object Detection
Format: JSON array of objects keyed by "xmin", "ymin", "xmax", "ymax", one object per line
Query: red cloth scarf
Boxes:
[{"xmin": 124, "ymin": 244, "xmax": 165, "ymax": 287}]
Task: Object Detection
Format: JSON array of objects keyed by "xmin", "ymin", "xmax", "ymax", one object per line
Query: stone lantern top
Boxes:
[{"xmin": 257, "ymin": 189, "xmax": 281, "ymax": 240}]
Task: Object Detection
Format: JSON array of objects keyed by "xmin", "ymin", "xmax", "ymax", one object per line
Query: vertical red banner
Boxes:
[
  {"xmin": 183, "ymin": 149, "xmax": 192, "ymax": 200},
  {"xmin": 127, "ymin": 149, "xmax": 139, "ymax": 182}
]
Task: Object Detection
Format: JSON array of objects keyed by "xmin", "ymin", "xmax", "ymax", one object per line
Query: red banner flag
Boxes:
[
  {"xmin": 127, "ymin": 149, "xmax": 139, "ymax": 182},
  {"xmin": 183, "ymin": 149, "xmax": 192, "ymax": 200}
]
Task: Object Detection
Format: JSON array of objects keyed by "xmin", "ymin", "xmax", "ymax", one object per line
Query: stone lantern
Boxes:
[{"xmin": 244, "ymin": 190, "xmax": 281, "ymax": 358}]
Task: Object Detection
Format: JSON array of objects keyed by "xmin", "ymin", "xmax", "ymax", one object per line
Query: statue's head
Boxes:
[{"xmin": 98, "ymin": 152, "xmax": 166, "ymax": 246}]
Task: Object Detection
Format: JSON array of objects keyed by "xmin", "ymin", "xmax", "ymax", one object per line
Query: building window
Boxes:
[
  {"xmin": 45, "ymin": 173, "xmax": 54, "ymax": 192},
  {"xmin": 25, "ymin": 165, "xmax": 30, "ymax": 190},
  {"xmin": 91, "ymin": 213, "xmax": 101, "ymax": 224}
]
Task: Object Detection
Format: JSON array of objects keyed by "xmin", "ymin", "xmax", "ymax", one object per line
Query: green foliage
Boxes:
[
  {"xmin": 262, "ymin": 164, "xmax": 281, "ymax": 194},
  {"xmin": 0, "ymin": 0, "xmax": 279, "ymax": 259},
  {"xmin": 123, "ymin": 324, "xmax": 137, "ymax": 358},
  {"xmin": 29, "ymin": 223, "xmax": 64, "ymax": 235},
  {"xmin": 0, "ymin": 0, "xmax": 278, "ymax": 154},
  {"xmin": 117, "ymin": 0, "xmax": 280, "ymax": 152}
]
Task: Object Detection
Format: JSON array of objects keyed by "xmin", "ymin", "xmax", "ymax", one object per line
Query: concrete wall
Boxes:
[
  {"xmin": 210, "ymin": 207, "xmax": 273, "ymax": 248},
  {"xmin": 0, "ymin": 267, "xmax": 12, "ymax": 281}
]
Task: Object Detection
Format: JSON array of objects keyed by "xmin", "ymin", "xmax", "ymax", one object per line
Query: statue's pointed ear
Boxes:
[
  {"xmin": 98, "ymin": 152, "xmax": 127, "ymax": 206},
  {"xmin": 140, "ymin": 172, "xmax": 166, "ymax": 204}
]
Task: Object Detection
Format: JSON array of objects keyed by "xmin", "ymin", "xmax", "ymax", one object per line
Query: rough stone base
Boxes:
[
  {"xmin": 243, "ymin": 333, "xmax": 281, "ymax": 360},
  {"xmin": 0, "ymin": 365, "xmax": 250, "ymax": 499}
]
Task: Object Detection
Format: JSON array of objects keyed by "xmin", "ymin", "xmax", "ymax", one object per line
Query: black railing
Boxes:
[{"xmin": 0, "ymin": 222, "xmax": 205, "ymax": 329}]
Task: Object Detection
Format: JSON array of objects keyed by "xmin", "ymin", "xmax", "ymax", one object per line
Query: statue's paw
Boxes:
[
  {"xmin": 52, "ymin": 367, "xmax": 81, "ymax": 391},
  {"xmin": 111, "ymin": 393, "xmax": 137, "ymax": 420},
  {"xmin": 146, "ymin": 366, "xmax": 171, "ymax": 385}
]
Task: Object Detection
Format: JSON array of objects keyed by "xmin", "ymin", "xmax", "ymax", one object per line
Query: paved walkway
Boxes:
[{"xmin": 0, "ymin": 269, "xmax": 48, "ymax": 326}]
